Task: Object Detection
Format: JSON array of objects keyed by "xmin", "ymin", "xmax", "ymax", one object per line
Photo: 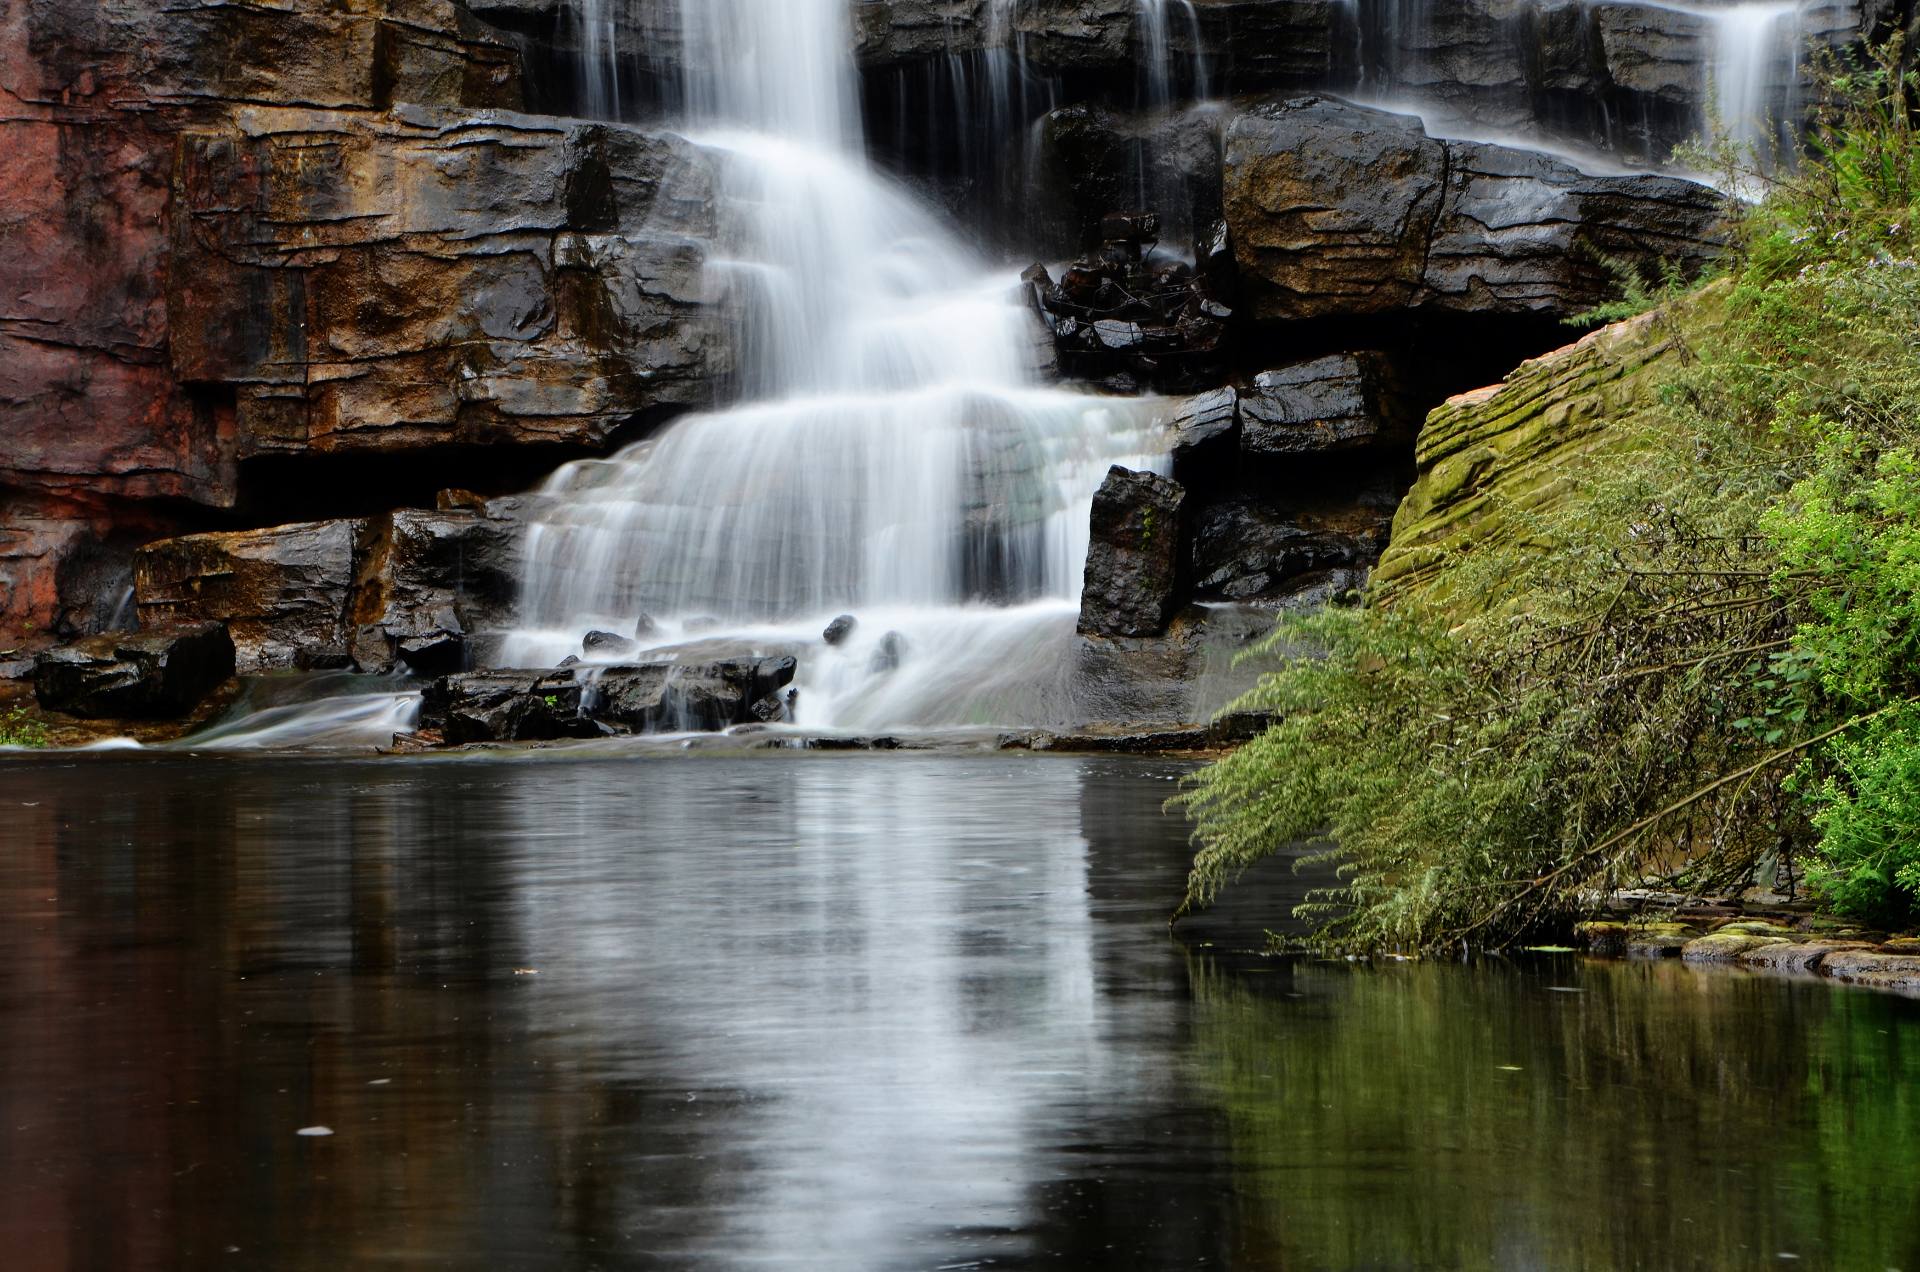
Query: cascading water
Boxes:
[
  {"xmin": 1706, "ymin": 1, "xmax": 1803, "ymax": 159},
  {"xmin": 507, "ymin": 0, "xmax": 1165, "ymax": 732},
  {"xmin": 568, "ymin": 0, "xmax": 621, "ymax": 121}
]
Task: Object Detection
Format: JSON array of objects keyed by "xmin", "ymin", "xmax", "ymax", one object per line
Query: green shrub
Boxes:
[{"xmin": 0, "ymin": 706, "xmax": 48, "ymax": 749}]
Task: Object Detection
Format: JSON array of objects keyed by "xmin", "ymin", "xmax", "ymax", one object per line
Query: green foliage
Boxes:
[
  {"xmin": 1181, "ymin": 44, "xmax": 1920, "ymax": 943},
  {"xmin": 1565, "ymin": 253, "xmax": 1696, "ymax": 329},
  {"xmin": 0, "ymin": 706, "xmax": 48, "ymax": 749}
]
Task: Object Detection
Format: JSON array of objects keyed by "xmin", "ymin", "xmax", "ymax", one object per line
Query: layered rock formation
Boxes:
[
  {"xmin": 1373, "ymin": 281, "xmax": 1730, "ymax": 604},
  {"xmin": 2, "ymin": 0, "xmax": 727, "ymax": 641},
  {"xmin": 1222, "ymin": 97, "xmax": 1726, "ymax": 322}
]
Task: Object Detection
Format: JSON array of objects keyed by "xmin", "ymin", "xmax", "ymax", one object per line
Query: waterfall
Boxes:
[
  {"xmin": 1135, "ymin": 0, "xmax": 1208, "ymax": 111},
  {"xmin": 508, "ymin": 0, "xmax": 1164, "ymax": 731},
  {"xmin": 1707, "ymin": 1, "xmax": 1803, "ymax": 158},
  {"xmin": 569, "ymin": 0, "xmax": 620, "ymax": 121}
]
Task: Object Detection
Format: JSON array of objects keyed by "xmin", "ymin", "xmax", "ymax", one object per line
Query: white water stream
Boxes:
[{"xmin": 505, "ymin": 0, "xmax": 1165, "ymax": 732}]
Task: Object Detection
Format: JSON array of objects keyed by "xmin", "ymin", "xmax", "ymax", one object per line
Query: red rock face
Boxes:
[{"xmin": 0, "ymin": 1, "xmax": 726, "ymax": 642}]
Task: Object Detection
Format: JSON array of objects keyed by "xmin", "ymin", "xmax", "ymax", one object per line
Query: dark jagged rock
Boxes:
[
  {"xmin": 33, "ymin": 624, "xmax": 235, "ymax": 720},
  {"xmin": 1240, "ymin": 353, "xmax": 1409, "ymax": 455},
  {"xmin": 1166, "ymin": 387, "xmax": 1241, "ymax": 484},
  {"xmin": 421, "ymin": 653, "xmax": 800, "ymax": 744},
  {"xmin": 584, "ymin": 630, "xmax": 638, "ymax": 657},
  {"xmin": 823, "ymin": 615, "xmax": 859, "ymax": 646},
  {"xmin": 351, "ymin": 506, "xmax": 522, "ymax": 675},
  {"xmin": 1079, "ymin": 467, "xmax": 1187, "ymax": 638},
  {"xmin": 1025, "ymin": 209, "xmax": 1230, "ymax": 391},
  {"xmin": 1223, "ymin": 96, "xmax": 1726, "ymax": 322},
  {"xmin": 1189, "ymin": 498, "xmax": 1388, "ymax": 602}
]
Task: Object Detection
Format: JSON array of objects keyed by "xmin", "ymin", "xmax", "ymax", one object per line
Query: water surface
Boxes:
[{"xmin": 1, "ymin": 754, "xmax": 1916, "ymax": 1270}]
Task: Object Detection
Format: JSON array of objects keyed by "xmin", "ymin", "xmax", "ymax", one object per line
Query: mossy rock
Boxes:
[
  {"xmin": 1680, "ymin": 932, "xmax": 1792, "ymax": 963},
  {"xmin": 1625, "ymin": 933, "xmax": 1691, "ymax": 958},
  {"xmin": 1374, "ymin": 281, "xmax": 1731, "ymax": 611}
]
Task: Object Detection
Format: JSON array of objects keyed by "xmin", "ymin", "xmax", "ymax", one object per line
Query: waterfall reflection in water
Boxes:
[{"xmin": 2, "ymin": 754, "xmax": 1919, "ymax": 1270}]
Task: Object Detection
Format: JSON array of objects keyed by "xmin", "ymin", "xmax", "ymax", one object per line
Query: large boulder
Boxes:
[
  {"xmin": 1239, "ymin": 352, "xmax": 1409, "ymax": 455},
  {"xmin": 1189, "ymin": 498, "xmax": 1386, "ymax": 603},
  {"xmin": 350, "ymin": 505, "xmax": 525, "ymax": 675},
  {"xmin": 1079, "ymin": 466, "xmax": 1188, "ymax": 638},
  {"xmin": 33, "ymin": 624, "xmax": 235, "ymax": 719},
  {"xmin": 135, "ymin": 521, "xmax": 368, "ymax": 672},
  {"xmin": 1222, "ymin": 96, "xmax": 1726, "ymax": 322},
  {"xmin": 134, "ymin": 503, "xmax": 527, "ymax": 675}
]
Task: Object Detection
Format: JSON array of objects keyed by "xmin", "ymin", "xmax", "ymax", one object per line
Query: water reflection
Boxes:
[{"xmin": 0, "ymin": 755, "xmax": 1916, "ymax": 1271}]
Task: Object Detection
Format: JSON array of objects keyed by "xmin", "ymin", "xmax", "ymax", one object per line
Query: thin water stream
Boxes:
[{"xmin": 2, "ymin": 754, "xmax": 1918, "ymax": 1269}]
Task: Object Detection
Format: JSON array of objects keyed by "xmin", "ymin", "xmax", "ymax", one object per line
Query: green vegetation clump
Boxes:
[
  {"xmin": 0, "ymin": 706, "xmax": 49, "ymax": 749},
  {"xmin": 1180, "ymin": 46, "xmax": 1920, "ymax": 944}
]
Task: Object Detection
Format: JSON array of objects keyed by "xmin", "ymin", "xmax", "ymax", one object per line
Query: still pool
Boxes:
[{"xmin": 1, "ymin": 753, "xmax": 1916, "ymax": 1270}]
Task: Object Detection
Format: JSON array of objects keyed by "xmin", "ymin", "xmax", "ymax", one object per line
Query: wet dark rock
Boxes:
[
  {"xmin": 1166, "ymin": 387, "xmax": 1241, "ymax": 480},
  {"xmin": 823, "ymin": 614, "xmax": 859, "ymax": 646},
  {"xmin": 1240, "ymin": 353, "xmax": 1409, "ymax": 455},
  {"xmin": 351, "ymin": 508, "xmax": 521, "ymax": 675},
  {"xmin": 1223, "ymin": 96, "xmax": 1726, "ymax": 322},
  {"xmin": 633, "ymin": 614, "xmax": 659, "ymax": 639},
  {"xmin": 1025, "ymin": 206, "xmax": 1231, "ymax": 392},
  {"xmin": 589, "ymin": 656, "xmax": 800, "ymax": 733},
  {"xmin": 136, "ymin": 520, "xmax": 367, "ymax": 673},
  {"xmin": 1189, "ymin": 497, "xmax": 1386, "ymax": 603},
  {"xmin": 1079, "ymin": 467, "xmax": 1187, "ymax": 638},
  {"xmin": 870, "ymin": 632, "xmax": 908, "ymax": 674},
  {"xmin": 584, "ymin": 630, "xmax": 638, "ymax": 657},
  {"xmin": 395, "ymin": 630, "xmax": 467, "ymax": 678},
  {"xmin": 33, "ymin": 623, "xmax": 235, "ymax": 720},
  {"xmin": 419, "ymin": 668, "xmax": 602, "ymax": 745}
]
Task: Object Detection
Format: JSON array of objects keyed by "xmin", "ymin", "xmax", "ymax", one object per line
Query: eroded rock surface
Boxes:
[
  {"xmin": 33, "ymin": 624, "xmax": 235, "ymax": 719},
  {"xmin": 1223, "ymin": 97, "xmax": 1725, "ymax": 322}
]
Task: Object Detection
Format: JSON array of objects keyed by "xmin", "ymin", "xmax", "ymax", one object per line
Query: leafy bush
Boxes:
[{"xmin": 0, "ymin": 706, "xmax": 48, "ymax": 749}]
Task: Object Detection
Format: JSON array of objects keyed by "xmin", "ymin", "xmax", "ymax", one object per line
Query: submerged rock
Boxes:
[
  {"xmin": 584, "ymin": 630, "xmax": 637, "ymax": 657},
  {"xmin": 1079, "ymin": 467, "xmax": 1188, "ymax": 639},
  {"xmin": 823, "ymin": 614, "xmax": 859, "ymax": 646},
  {"xmin": 869, "ymin": 632, "xmax": 908, "ymax": 674},
  {"xmin": 33, "ymin": 624, "xmax": 235, "ymax": 719}
]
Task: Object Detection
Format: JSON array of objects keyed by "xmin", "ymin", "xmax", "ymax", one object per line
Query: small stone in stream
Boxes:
[
  {"xmin": 558, "ymin": 655, "xmax": 581, "ymax": 667},
  {"xmin": 584, "ymin": 630, "xmax": 636, "ymax": 656},
  {"xmin": 633, "ymin": 614, "xmax": 659, "ymax": 639},
  {"xmin": 823, "ymin": 614, "xmax": 858, "ymax": 646},
  {"xmin": 870, "ymin": 632, "xmax": 907, "ymax": 674},
  {"xmin": 749, "ymin": 693, "xmax": 789, "ymax": 723}
]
